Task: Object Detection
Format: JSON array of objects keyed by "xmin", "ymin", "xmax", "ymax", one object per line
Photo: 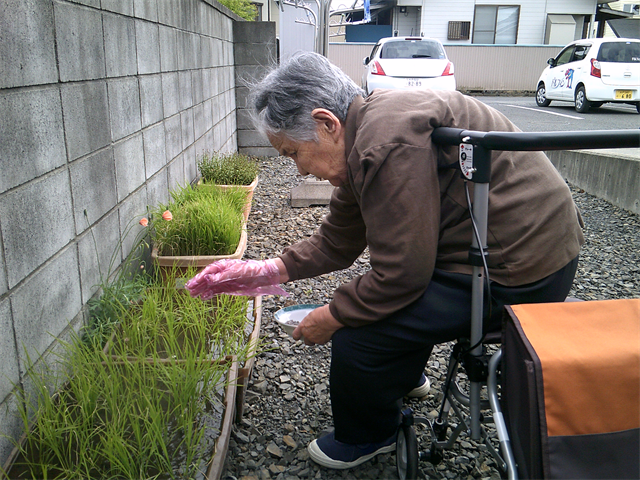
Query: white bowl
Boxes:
[{"xmin": 274, "ymin": 304, "xmax": 323, "ymax": 337}]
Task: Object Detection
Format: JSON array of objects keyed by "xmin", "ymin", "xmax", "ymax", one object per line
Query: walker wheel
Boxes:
[{"xmin": 396, "ymin": 421, "xmax": 419, "ymax": 480}]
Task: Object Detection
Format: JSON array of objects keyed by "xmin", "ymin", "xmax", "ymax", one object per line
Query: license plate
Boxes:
[
  {"xmin": 615, "ymin": 90, "xmax": 633, "ymax": 100},
  {"xmin": 405, "ymin": 78, "xmax": 423, "ymax": 88}
]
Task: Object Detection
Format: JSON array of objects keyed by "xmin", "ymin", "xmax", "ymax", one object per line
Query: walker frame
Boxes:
[{"xmin": 395, "ymin": 127, "xmax": 640, "ymax": 480}]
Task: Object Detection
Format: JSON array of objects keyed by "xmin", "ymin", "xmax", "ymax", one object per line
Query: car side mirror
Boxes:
[
  {"xmin": 363, "ymin": 56, "xmax": 370, "ymax": 65},
  {"xmin": 547, "ymin": 57, "xmax": 556, "ymax": 67}
]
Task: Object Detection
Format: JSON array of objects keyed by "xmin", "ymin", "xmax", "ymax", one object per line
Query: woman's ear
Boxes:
[{"xmin": 311, "ymin": 108, "xmax": 342, "ymax": 138}]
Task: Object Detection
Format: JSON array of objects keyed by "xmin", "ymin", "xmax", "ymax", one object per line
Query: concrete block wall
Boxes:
[
  {"xmin": 0, "ymin": 0, "xmax": 251, "ymax": 464},
  {"xmin": 234, "ymin": 21, "xmax": 279, "ymax": 157}
]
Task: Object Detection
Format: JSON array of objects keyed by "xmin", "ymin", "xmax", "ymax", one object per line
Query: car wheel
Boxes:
[
  {"xmin": 636, "ymin": 102, "xmax": 640, "ymax": 114},
  {"xmin": 536, "ymin": 83, "xmax": 551, "ymax": 107},
  {"xmin": 575, "ymin": 86, "xmax": 591, "ymax": 113}
]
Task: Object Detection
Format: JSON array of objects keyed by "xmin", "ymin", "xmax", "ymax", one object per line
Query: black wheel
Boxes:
[
  {"xmin": 535, "ymin": 83, "xmax": 551, "ymax": 107},
  {"xmin": 636, "ymin": 102, "xmax": 640, "ymax": 114},
  {"xmin": 396, "ymin": 423, "xmax": 419, "ymax": 480},
  {"xmin": 575, "ymin": 86, "xmax": 591, "ymax": 113}
]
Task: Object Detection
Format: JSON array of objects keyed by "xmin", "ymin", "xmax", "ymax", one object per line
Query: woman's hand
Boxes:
[{"xmin": 292, "ymin": 304, "xmax": 343, "ymax": 346}]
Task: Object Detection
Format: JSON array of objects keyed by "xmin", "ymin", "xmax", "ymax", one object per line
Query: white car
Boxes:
[
  {"xmin": 362, "ymin": 37, "xmax": 456, "ymax": 95},
  {"xmin": 535, "ymin": 37, "xmax": 640, "ymax": 113}
]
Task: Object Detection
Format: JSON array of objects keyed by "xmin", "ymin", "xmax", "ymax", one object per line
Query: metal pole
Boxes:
[{"xmin": 469, "ymin": 182, "xmax": 488, "ymax": 440}]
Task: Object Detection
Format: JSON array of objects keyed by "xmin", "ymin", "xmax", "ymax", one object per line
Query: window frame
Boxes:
[{"xmin": 471, "ymin": 5, "xmax": 521, "ymax": 45}]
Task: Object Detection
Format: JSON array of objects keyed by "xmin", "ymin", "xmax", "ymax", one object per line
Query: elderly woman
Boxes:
[{"xmin": 188, "ymin": 52, "xmax": 584, "ymax": 469}]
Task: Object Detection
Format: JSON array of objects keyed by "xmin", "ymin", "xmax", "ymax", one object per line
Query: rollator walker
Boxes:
[{"xmin": 395, "ymin": 127, "xmax": 640, "ymax": 480}]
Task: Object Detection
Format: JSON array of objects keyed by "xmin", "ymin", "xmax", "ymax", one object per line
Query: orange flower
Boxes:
[
  {"xmin": 139, "ymin": 217, "xmax": 149, "ymax": 227},
  {"xmin": 162, "ymin": 210, "xmax": 173, "ymax": 221}
]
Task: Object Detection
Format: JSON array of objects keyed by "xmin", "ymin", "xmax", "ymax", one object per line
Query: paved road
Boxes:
[{"xmin": 475, "ymin": 95, "xmax": 640, "ymax": 132}]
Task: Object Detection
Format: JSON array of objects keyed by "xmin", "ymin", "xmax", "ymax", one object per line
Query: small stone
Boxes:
[
  {"xmin": 266, "ymin": 442, "xmax": 283, "ymax": 458},
  {"xmin": 268, "ymin": 464, "xmax": 285, "ymax": 474},
  {"xmin": 283, "ymin": 435, "xmax": 297, "ymax": 448},
  {"xmin": 252, "ymin": 380, "xmax": 268, "ymax": 394}
]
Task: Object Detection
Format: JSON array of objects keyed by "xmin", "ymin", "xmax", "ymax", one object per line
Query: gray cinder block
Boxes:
[
  {"xmin": 290, "ymin": 177, "xmax": 336, "ymax": 207},
  {"xmin": 0, "ymin": 0, "xmax": 57, "ymax": 89},
  {"xmin": 159, "ymin": 25, "xmax": 178, "ymax": 72},
  {"xmin": 77, "ymin": 209, "xmax": 121, "ymax": 303},
  {"xmin": 164, "ymin": 114, "xmax": 182, "ymax": 162},
  {"xmin": 0, "ymin": 87, "xmax": 66, "ymax": 193},
  {"xmin": 61, "ymin": 81, "xmax": 111, "ymax": 161},
  {"xmin": 103, "ymin": 13, "xmax": 137, "ymax": 78},
  {"xmin": 136, "ymin": 20, "xmax": 161, "ymax": 74},
  {"xmin": 162, "ymin": 71, "xmax": 179, "ymax": 117},
  {"xmin": 107, "ymin": 77, "xmax": 142, "ymax": 141},
  {"xmin": 0, "ymin": 300, "xmax": 19, "ymax": 403},
  {"xmin": 139, "ymin": 74, "xmax": 163, "ymax": 127},
  {"xmin": 114, "ymin": 133, "xmax": 145, "ymax": 202},
  {"xmin": 69, "ymin": 148, "xmax": 118, "ymax": 233},
  {"xmin": 0, "ymin": 171, "xmax": 75, "ymax": 288},
  {"xmin": 143, "ymin": 122, "xmax": 167, "ymax": 178},
  {"xmin": 54, "ymin": 2, "xmax": 105, "ymax": 82},
  {"xmin": 11, "ymin": 246, "xmax": 81, "ymax": 374}
]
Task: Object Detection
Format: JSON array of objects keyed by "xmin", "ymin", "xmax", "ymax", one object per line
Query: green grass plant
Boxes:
[
  {"xmin": 151, "ymin": 184, "xmax": 247, "ymax": 257},
  {"xmin": 197, "ymin": 151, "xmax": 259, "ymax": 186},
  {"xmin": 217, "ymin": 0, "xmax": 257, "ymax": 20},
  {"xmin": 83, "ymin": 209, "xmax": 151, "ymax": 349},
  {"xmin": 109, "ymin": 270, "xmax": 255, "ymax": 362},
  {"xmin": 5, "ymin": 266, "xmax": 261, "ymax": 479}
]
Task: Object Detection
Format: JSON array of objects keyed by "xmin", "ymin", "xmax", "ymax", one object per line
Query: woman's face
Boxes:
[{"xmin": 268, "ymin": 109, "xmax": 348, "ymax": 187}]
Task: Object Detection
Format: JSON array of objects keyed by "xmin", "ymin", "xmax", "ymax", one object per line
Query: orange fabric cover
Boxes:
[{"xmin": 511, "ymin": 299, "xmax": 640, "ymax": 437}]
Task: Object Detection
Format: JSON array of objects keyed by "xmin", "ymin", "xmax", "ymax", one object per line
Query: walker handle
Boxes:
[{"xmin": 432, "ymin": 128, "xmax": 640, "ymax": 151}]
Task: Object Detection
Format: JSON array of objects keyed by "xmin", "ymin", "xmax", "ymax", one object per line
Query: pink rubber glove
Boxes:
[{"xmin": 185, "ymin": 259, "xmax": 288, "ymax": 300}]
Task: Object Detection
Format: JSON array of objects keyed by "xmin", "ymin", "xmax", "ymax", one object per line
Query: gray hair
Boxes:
[{"xmin": 248, "ymin": 52, "xmax": 364, "ymax": 142}]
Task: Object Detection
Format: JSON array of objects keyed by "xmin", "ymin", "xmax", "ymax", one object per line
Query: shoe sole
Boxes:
[
  {"xmin": 308, "ymin": 440, "xmax": 396, "ymax": 469},
  {"xmin": 406, "ymin": 376, "xmax": 431, "ymax": 399}
]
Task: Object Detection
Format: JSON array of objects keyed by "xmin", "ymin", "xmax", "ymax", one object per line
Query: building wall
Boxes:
[
  {"xmin": 0, "ymin": 0, "xmax": 274, "ymax": 465},
  {"xmin": 418, "ymin": 0, "xmax": 598, "ymax": 45}
]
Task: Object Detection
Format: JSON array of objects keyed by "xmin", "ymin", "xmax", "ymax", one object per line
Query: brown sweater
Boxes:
[{"xmin": 280, "ymin": 89, "xmax": 584, "ymax": 327}]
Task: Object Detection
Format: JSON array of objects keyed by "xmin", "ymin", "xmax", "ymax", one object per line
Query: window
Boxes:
[
  {"xmin": 448, "ymin": 21, "xmax": 471, "ymax": 40},
  {"xmin": 472, "ymin": 5, "xmax": 520, "ymax": 44},
  {"xmin": 554, "ymin": 46, "xmax": 575, "ymax": 67}
]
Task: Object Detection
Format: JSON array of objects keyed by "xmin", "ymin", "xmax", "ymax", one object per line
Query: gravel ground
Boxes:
[{"xmin": 222, "ymin": 155, "xmax": 639, "ymax": 480}]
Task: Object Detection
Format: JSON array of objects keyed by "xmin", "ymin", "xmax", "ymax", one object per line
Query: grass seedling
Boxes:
[
  {"xmin": 197, "ymin": 151, "xmax": 259, "ymax": 186},
  {"xmin": 6, "ymin": 265, "xmax": 261, "ymax": 479},
  {"xmin": 151, "ymin": 184, "xmax": 247, "ymax": 257}
]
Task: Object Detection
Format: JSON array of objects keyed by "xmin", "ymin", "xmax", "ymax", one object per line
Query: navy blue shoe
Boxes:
[
  {"xmin": 308, "ymin": 431, "xmax": 396, "ymax": 469},
  {"xmin": 407, "ymin": 373, "xmax": 431, "ymax": 399}
]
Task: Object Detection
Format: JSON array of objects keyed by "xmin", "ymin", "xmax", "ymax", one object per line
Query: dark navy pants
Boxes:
[{"xmin": 329, "ymin": 257, "xmax": 579, "ymax": 444}]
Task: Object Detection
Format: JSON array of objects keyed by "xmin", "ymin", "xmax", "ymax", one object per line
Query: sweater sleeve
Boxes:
[{"xmin": 279, "ymin": 185, "xmax": 368, "ymax": 282}]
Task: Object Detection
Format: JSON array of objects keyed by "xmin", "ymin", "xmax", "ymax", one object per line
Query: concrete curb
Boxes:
[{"xmin": 547, "ymin": 149, "xmax": 640, "ymax": 216}]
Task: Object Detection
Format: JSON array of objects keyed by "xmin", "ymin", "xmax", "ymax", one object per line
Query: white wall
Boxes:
[
  {"xmin": 418, "ymin": 0, "xmax": 598, "ymax": 44},
  {"xmin": 279, "ymin": 1, "xmax": 318, "ymax": 58},
  {"xmin": 394, "ymin": 6, "xmax": 421, "ymax": 36}
]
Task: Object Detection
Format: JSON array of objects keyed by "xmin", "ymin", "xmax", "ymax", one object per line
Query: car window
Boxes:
[
  {"xmin": 597, "ymin": 41, "xmax": 640, "ymax": 63},
  {"xmin": 381, "ymin": 44, "xmax": 400, "ymax": 58},
  {"xmin": 572, "ymin": 45, "xmax": 590, "ymax": 62},
  {"xmin": 555, "ymin": 46, "xmax": 575, "ymax": 66},
  {"xmin": 381, "ymin": 41, "xmax": 445, "ymax": 60},
  {"xmin": 369, "ymin": 44, "xmax": 380, "ymax": 61}
]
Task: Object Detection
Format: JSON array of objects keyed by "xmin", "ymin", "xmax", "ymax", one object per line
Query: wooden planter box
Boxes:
[{"xmin": 151, "ymin": 226, "xmax": 248, "ymax": 281}]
